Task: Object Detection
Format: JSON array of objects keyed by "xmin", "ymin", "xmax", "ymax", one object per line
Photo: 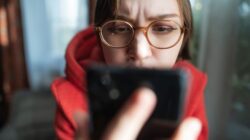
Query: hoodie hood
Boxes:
[
  {"xmin": 64, "ymin": 26, "xmax": 104, "ymax": 91},
  {"xmin": 52, "ymin": 26, "xmax": 208, "ymax": 140},
  {"xmin": 64, "ymin": 26, "xmax": 202, "ymax": 92}
]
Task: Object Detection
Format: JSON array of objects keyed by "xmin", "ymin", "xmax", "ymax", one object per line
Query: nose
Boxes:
[{"xmin": 128, "ymin": 30, "xmax": 152, "ymax": 60}]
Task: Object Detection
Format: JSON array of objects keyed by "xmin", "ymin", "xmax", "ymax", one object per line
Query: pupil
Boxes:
[{"xmin": 158, "ymin": 27, "xmax": 166, "ymax": 31}]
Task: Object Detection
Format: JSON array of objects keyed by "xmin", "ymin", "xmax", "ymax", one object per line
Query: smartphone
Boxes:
[{"xmin": 86, "ymin": 64, "xmax": 188, "ymax": 140}]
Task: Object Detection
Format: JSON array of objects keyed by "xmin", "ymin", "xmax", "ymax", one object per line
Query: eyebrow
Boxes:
[
  {"xmin": 115, "ymin": 14, "xmax": 180, "ymax": 22},
  {"xmin": 115, "ymin": 15, "xmax": 134, "ymax": 23},
  {"xmin": 147, "ymin": 14, "xmax": 180, "ymax": 21}
]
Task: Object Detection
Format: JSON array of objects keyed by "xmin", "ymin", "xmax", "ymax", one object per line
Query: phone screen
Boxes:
[{"xmin": 86, "ymin": 65, "xmax": 187, "ymax": 140}]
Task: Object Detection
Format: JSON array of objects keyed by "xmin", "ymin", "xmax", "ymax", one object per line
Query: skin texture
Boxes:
[{"xmin": 101, "ymin": 0, "xmax": 184, "ymax": 68}]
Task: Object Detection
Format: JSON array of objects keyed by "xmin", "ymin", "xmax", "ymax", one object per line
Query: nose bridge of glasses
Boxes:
[
  {"xmin": 133, "ymin": 26, "xmax": 151, "ymax": 48},
  {"xmin": 131, "ymin": 26, "xmax": 149, "ymax": 48},
  {"xmin": 132, "ymin": 26, "xmax": 148, "ymax": 44},
  {"xmin": 135, "ymin": 26, "xmax": 147, "ymax": 35},
  {"xmin": 132, "ymin": 26, "xmax": 151, "ymax": 51}
]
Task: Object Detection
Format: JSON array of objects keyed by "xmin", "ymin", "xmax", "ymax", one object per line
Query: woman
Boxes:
[{"xmin": 52, "ymin": 0, "xmax": 208, "ymax": 139}]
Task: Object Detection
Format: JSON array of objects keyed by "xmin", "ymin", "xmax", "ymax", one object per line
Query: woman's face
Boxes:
[{"xmin": 101, "ymin": 0, "xmax": 184, "ymax": 68}]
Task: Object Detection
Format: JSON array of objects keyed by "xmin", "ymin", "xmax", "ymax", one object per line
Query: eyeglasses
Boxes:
[{"xmin": 96, "ymin": 19, "xmax": 185, "ymax": 49}]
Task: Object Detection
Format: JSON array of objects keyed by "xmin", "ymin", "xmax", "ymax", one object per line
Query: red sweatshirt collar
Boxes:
[{"xmin": 65, "ymin": 26, "xmax": 104, "ymax": 91}]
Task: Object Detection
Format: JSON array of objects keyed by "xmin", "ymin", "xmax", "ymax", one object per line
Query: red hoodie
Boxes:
[{"xmin": 51, "ymin": 26, "xmax": 208, "ymax": 140}]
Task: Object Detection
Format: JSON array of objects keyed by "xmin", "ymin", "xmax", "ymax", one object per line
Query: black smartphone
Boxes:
[{"xmin": 86, "ymin": 65, "xmax": 188, "ymax": 140}]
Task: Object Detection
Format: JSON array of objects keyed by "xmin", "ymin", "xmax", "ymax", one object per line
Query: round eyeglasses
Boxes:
[{"xmin": 96, "ymin": 20, "xmax": 185, "ymax": 49}]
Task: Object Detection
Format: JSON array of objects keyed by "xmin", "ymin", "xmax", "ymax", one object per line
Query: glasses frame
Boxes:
[{"xmin": 95, "ymin": 19, "xmax": 186, "ymax": 49}]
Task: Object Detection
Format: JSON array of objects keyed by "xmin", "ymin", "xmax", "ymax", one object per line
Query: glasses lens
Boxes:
[
  {"xmin": 148, "ymin": 21, "xmax": 182, "ymax": 48},
  {"xmin": 102, "ymin": 21, "xmax": 133, "ymax": 47}
]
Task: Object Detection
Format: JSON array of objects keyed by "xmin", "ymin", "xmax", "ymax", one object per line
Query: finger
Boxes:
[
  {"xmin": 74, "ymin": 111, "xmax": 90, "ymax": 140},
  {"xmin": 172, "ymin": 117, "xmax": 202, "ymax": 140},
  {"xmin": 102, "ymin": 87, "xmax": 157, "ymax": 140}
]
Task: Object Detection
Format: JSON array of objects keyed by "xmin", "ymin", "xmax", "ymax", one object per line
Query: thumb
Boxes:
[{"xmin": 74, "ymin": 111, "xmax": 90, "ymax": 140}]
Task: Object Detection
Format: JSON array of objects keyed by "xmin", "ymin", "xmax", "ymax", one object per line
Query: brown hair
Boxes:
[{"xmin": 94, "ymin": 0, "xmax": 193, "ymax": 59}]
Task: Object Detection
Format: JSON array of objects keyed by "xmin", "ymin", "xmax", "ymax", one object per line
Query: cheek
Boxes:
[
  {"xmin": 101, "ymin": 45, "xmax": 128, "ymax": 65},
  {"xmin": 153, "ymin": 40, "xmax": 183, "ymax": 67}
]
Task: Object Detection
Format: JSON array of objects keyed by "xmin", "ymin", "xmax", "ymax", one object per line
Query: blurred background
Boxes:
[{"xmin": 0, "ymin": 0, "xmax": 249, "ymax": 139}]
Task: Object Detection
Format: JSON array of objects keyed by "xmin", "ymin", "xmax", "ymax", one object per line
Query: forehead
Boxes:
[{"xmin": 117, "ymin": 0, "xmax": 181, "ymax": 21}]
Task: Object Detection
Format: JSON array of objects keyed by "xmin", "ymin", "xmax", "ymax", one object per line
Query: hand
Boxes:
[
  {"xmin": 74, "ymin": 87, "xmax": 201, "ymax": 140},
  {"xmin": 172, "ymin": 117, "xmax": 201, "ymax": 140}
]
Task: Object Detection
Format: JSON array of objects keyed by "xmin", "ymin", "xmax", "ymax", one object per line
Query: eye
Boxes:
[
  {"xmin": 107, "ymin": 24, "xmax": 132, "ymax": 34},
  {"xmin": 151, "ymin": 25, "xmax": 176, "ymax": 34}
]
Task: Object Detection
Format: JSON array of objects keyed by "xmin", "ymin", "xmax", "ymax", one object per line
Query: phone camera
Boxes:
[
  {"xmin": 109, "ymin": 88, "xmax": 120, "ymax": 100},
  {"xmin": 101, "ymin": 73, "xmax": 111, "ymax": 86}
]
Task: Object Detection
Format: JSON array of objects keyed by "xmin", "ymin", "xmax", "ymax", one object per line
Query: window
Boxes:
[
  {"xmin": 21, "ymin": 0, "xmax": 88, "ymax": 89},
  {"xmin": 227, "ymin": 1, "xmax": 250, "ymax": 139},
  {"xmin": 191, "ymin": 0, "xmax": 250, "ymax": 139},
  {"xmin": 190, "ymin": 0, "xmax": 203, "ymax": 64}
]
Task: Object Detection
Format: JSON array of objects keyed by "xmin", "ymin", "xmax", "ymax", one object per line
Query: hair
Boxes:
[{"xmin": 94, "ymin": 0, "xmax": 193, "ymax": 60}]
